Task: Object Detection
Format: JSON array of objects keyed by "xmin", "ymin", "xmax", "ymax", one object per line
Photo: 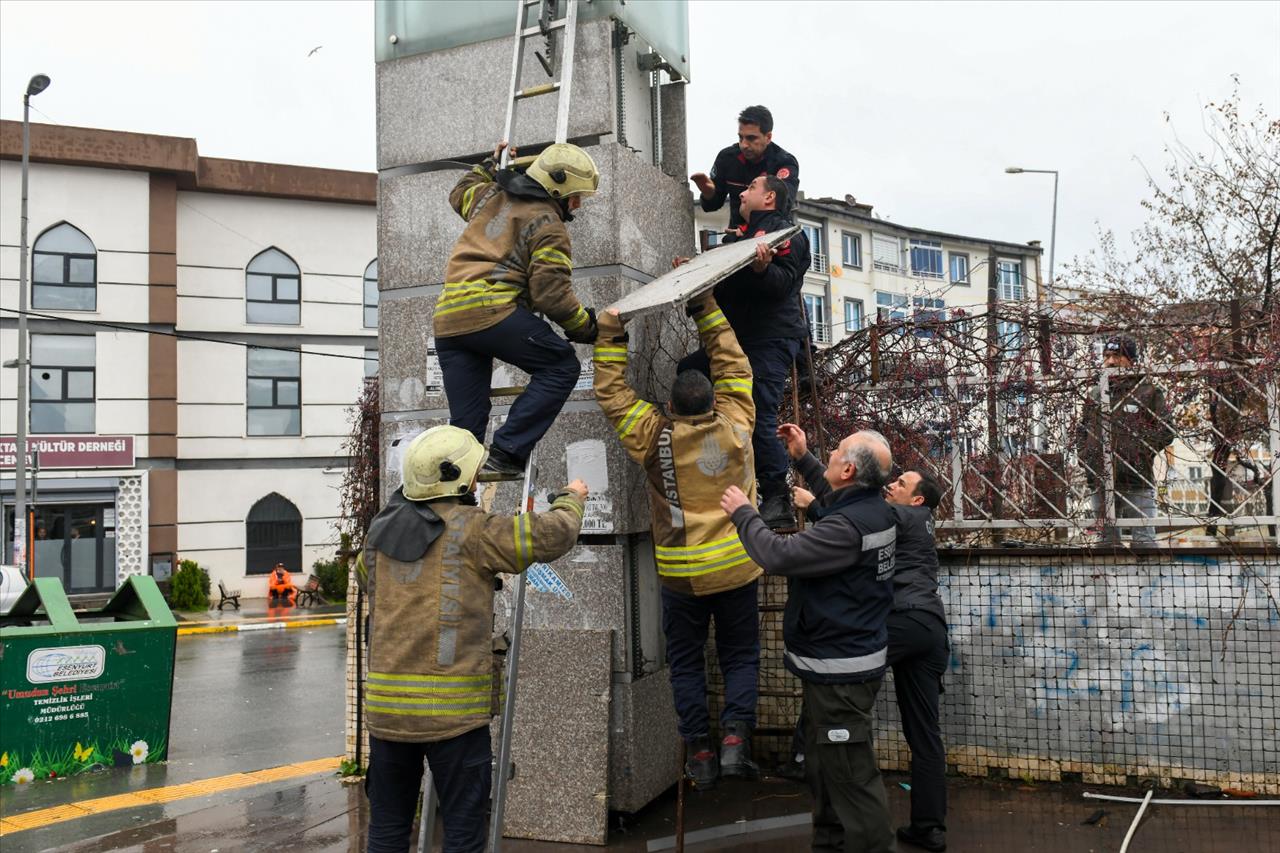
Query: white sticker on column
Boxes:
[
  {"xmin": 566, "ymin": 439, "xmax": 613, "ymax": 533},
  {"xmin": 573, "ymin": 358, "xmax": 595, "ymax": 392},
  {"xmin": 386, "ymin": 427, "xmax": 426, "ymax": 489},
  {"xmin": 491, "ymin": 364, "xmax": 515, "ymax": 389},
  {"xmin": 425, "ymin": 337, "xmax": 443, "ymax": 392}
]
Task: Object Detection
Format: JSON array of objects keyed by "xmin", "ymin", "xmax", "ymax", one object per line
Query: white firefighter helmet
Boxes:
[{"xmin": 401, "ymin": 425, "xmax": 486, "ymax": 501}]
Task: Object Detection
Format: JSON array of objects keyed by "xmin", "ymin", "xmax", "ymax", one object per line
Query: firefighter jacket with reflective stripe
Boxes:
[
  {"xmin": 732, "ymin": 485, "xmax": 896, "ymax": 684},
  {"xmin": 593, "ymin": 297, "xmax": 762, "ymax": 597},
  {"xmin": 433, "ymin": 158, "xmax": 591, "ymax": 339},
  {"xmin": 360, "ymin": 490, "xmax": 584, "ymax": 742},
  {"xmin": 700, "ymin": 142, "xmax": 800, "ymax": 230}
]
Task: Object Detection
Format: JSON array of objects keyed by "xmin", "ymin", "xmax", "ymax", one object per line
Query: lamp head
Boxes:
[
  {"xmin": 1005, "ymin": 167, "xmax": 1024, "ymax": 174},
  {"xmin": 26, "ymin": 75, "xmax": 51, "ymax": 97}
]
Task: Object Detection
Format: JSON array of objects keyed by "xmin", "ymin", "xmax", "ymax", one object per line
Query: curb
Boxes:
[{"xmin": 177, "ymin": 617, "xmax": 347, "ymax": 637}]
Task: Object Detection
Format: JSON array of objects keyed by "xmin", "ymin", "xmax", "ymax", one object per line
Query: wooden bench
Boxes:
[
  {"xmin": 295, "ymin": 574, "xmax": 324, "ymax": 608},
  {"xmin": 216, "ymin": 580, "xmax": 242, "ymax": 611}
]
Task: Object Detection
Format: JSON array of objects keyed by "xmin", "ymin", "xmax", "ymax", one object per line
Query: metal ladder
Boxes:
[{"xmin": 417, "ymin": 2, "xmax": 579, "ymax": 850}]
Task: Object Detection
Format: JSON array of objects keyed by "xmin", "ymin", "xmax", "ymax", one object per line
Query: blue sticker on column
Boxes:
[{"xmin": 526, "ymin": 563, "xmax": 573, "ymax": 600}]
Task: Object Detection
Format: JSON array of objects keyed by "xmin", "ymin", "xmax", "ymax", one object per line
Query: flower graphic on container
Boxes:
[
  {"xmin": 129, "ymin": 740, "xmax": 149, "ymax": 765},
  {"xmin": 12, "ymin": 768, "xmax": 35, "ymax": 785}
]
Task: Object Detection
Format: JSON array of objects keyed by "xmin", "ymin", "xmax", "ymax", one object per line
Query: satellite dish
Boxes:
[{"xmin": 844, "ymin": 194, "xmax": 857, "ymax": 206}]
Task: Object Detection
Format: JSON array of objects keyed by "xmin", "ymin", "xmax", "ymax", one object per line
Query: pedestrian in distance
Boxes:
[
  {"xmin": 1074, "ymin": 334, "xmax": 1174, "ymax": 546},
  {"xmin": 677, "ymin": 174, "xmax": 811, "ymax": 531},
  {"xmin": 692, "ymin": 104, "xmax": 800, "ymax": 231},
  {"xmin": 593, "ymin": 295, "xmax": 762, "ymax": 790},
  {"xmin": 785, "ymin": 421, "xmax": 950, "ymax": 851},
  {"xmin": 358, "ymin": 425, "xmax": 587, "ymax": 853},
  {"xmin": 434, "ymin": 140, "xmax": 601, "ymax": 481},
  {"xmin": 267, "ymin": 562, "xmax": 296, "ymax": 607},
  {"xmin": 721, "ymin": 429, "xmax": 898, "ymax": 853}
]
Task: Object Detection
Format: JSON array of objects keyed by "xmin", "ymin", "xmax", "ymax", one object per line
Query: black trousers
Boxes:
[
  {"xmin": 365, "ymin": 727, "xmax": 491, "ymax": 853},
  {"xmin": 436, "ymin": 307, "xmax": 580, "ymax": 463},
  {"xmin": 677, "ymin": 337, "xmax": 802, "ymax": 498},
  {"xmin": 661, "ymin": 580, "xmax": 760, "ymax": 740},
  {"xmin": 802, "ymin": 679, "xmax": 895, "ymax": 853},
  {"xmin": 887, "ymin": 610, "xmax": 949, "ymax": 832}
]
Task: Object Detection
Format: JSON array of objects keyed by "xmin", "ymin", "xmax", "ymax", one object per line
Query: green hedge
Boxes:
[
  {"xmin": 313, "ymin": 558, "xmax": 348, "ymax": 602},
  {"xmin": 170, "ymin": 559, "xmax": 210, "ymax": 611}
]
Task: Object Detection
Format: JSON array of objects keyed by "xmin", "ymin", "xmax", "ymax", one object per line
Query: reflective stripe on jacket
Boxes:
[
  {"xmin": 593, "ymin": 297, "xmax": 762, "ymax": 596},
  {"xmin": 361, "ymin": 491, "xmax": 584, "ymax": 742},
  {"xmin": 434, "ymin": 160, "xmax": 589, "ymax": 338}
]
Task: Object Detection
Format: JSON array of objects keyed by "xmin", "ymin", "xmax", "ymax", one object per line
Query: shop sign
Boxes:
[{"xmin": 0, "ymin": 435, "xmax": 135, "ymax": 470}]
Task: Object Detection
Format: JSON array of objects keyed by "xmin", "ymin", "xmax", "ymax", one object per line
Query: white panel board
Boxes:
[{"xmin": 606, "ymin": 225, "xmax": 800, "ymax": 320}]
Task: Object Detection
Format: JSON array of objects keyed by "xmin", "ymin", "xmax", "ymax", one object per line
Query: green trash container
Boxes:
[{"xmin": 0, "ymin": 575, "xmax": 177, "ymax": 786}]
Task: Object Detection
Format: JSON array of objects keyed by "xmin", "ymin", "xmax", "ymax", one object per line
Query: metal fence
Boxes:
[{"xmin": 790, "ymin": 303, "xmax": 1280, "ymax": 547}]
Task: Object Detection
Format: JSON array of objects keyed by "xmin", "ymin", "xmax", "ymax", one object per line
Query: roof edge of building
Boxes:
[
  {"xmin": 797, "ymin": 197, "xmax": 1043, "ymax": 256},
  {"xmin": 0, "ymin": 119, "xmax": 375, "ymax": 206}
]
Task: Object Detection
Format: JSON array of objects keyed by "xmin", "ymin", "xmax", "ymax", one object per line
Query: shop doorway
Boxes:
[{"xmin": 4, "ymin": 502, "xmax": 116, "ymax": 593}]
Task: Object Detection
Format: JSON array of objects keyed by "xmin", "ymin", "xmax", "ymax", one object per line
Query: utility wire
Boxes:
[{"xmin": 1, "ymin": 305, "xmax": 377, "ymax": 363}]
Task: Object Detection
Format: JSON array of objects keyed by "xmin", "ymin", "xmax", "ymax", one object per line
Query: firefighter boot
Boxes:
[
  {"xmin": 479, "ymin": 446, "xmax": 525, "ymax": 481},
  {"xmin": 685, "ymin": 736, "xmax": 719, "ymax": 791},
  {"xmin": 719, "ymin": 721, "xmax": 760, "ymax": 779}
]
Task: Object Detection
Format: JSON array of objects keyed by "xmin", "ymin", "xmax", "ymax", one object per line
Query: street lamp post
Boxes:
[
  {"xmin": 12, "ymin": 74, "xmax": 50, "ymax": 578},
  {"xmin": 1005, "ymin": 166, "xmax": 1058, "ymax": 306}
]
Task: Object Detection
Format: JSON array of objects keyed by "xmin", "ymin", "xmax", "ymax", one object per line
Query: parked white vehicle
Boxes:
[{"xmin": 1, "ymin": 564, "xmax": 29, "ymax": 614}]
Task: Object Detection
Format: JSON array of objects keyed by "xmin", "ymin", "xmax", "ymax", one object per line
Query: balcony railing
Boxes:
[{"xmin": 810, "ymin": 252, "xmax": 829, "ymax": 274}]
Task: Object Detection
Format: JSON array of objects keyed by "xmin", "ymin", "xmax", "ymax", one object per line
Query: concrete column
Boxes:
[{"xmin": 356, "ymin": 15, "xmax": 694, "ymax": 844}]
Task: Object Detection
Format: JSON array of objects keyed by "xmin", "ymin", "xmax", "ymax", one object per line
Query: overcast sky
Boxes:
[{"xmin": 1, "ymin": 1, "xmax": 1277, "ymax": 270}]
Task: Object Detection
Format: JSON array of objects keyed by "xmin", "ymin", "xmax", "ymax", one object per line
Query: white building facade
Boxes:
[
  {"xmin": 1, "ymin": 121, "xmax": 376, "ymax": 597},
  {"xmin": 695, "ymin": 193, "xmax": 1043, "ymax": 347}
]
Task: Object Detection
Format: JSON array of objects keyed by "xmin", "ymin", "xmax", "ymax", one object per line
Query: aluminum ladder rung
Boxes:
[
  {"xmin": 521, "ymin": 19, "xmax": 566, "ymax": 38},
  {"xmin": 515, "ymin": 82, "xmax": 561, "ymax": 100}
]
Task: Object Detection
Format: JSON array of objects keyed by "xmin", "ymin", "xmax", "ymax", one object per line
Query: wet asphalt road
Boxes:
[
  {"xmin": 168, "ymin": 627, "xmax": 347, "ymax": 778},
  {"xmin": 1, "ymin": 626, "xmax": 348, "ymax": 851}
]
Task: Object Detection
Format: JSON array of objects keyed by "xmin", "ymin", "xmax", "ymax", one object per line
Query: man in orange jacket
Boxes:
[{"xmin": 268, "ymin": 563, "xmax": 296, "ymax": 606}]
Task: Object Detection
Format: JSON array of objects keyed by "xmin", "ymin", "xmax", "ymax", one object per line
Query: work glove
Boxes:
[
  {"xmin": 685, "ymin": 296, "xmax": 712, "ymax": 318},
  {"xmin": 565, "ymin": 307, "xmax": 599, "ymax": 344}
]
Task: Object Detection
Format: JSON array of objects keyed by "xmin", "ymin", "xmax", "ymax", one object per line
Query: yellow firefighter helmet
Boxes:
[
  {"xmin": 526, "ymin": 143, "xmax": 600, "ymax": 199},
  {"xmin": 401, "ymin": 425, "xmax": 486, "ymax": 501}
]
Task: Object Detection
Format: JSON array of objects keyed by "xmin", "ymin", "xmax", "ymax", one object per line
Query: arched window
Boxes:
[
  {"xmin": 245, "ymin": 493, "xmax": 302, "ymax": 575},
  {"xmin": 246, "ymin": 247, "xmax": 300, "ymax": 325},
  {"xmin": 363, "ymin": 259, "xmax": 378, "ymax": 328},
  {"xmin": 33, "ymin": 223, "xmax": 97, "ymax": 311}
]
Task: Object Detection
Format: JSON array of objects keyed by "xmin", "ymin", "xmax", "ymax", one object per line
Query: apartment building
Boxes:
[
  {"xmin": 1, "ymin": 121, "xmax": 376, "ymax": 596},
  {"xmin": 695, "ymin": 192, "xmax": 1044, "ymax": 347}
]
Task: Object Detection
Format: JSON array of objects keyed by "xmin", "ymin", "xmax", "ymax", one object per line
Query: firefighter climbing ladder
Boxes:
[{"xmin": 417, "ymin": 2, "xmax": 580, "ymax": 850}]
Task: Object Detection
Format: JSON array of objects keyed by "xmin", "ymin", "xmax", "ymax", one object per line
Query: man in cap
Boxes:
[
  {"xmin": 359, "ymin": 425, "xmax": 587, "ymax": 852},
  {"xmin": 1074, "ymin": 334, "xmax": 1174, "ymax": 545},
  {"xmin": 435, "ymin": 140, "xmax": 601, "ymax": 481}
]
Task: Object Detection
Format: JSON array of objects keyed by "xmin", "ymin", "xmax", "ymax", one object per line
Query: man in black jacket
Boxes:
[
  {"xmin": 679, "ymin": 174, "xmax": 811, "ymax": 530},
  {"xmin": 693, "ymin": 104, "xmax": 800, "ymax": 231},
  {"xmin": 721, "ymin": 430, "xmax": 897, "ymax": 853},
  {"xmin": 784, "ymin": 425, "xmax": 949, "ymax": 851}
]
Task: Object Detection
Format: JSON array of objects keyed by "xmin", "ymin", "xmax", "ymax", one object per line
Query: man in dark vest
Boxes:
[
  {"xmin": 785, "ymin": 424, "xmax": 950, "ymax": 851},
  {"xmin": 721, "ymin": 429, "xmax": 897, "ymax": 853}
]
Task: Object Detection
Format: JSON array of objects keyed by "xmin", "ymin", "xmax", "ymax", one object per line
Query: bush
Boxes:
[
  {"xmin": 313, "ymin": 558, "xmax": 348, "ymax": 602},
  {"xmin": 170, "ymin": 559, "xmax": 210, "ymax": 611}
]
